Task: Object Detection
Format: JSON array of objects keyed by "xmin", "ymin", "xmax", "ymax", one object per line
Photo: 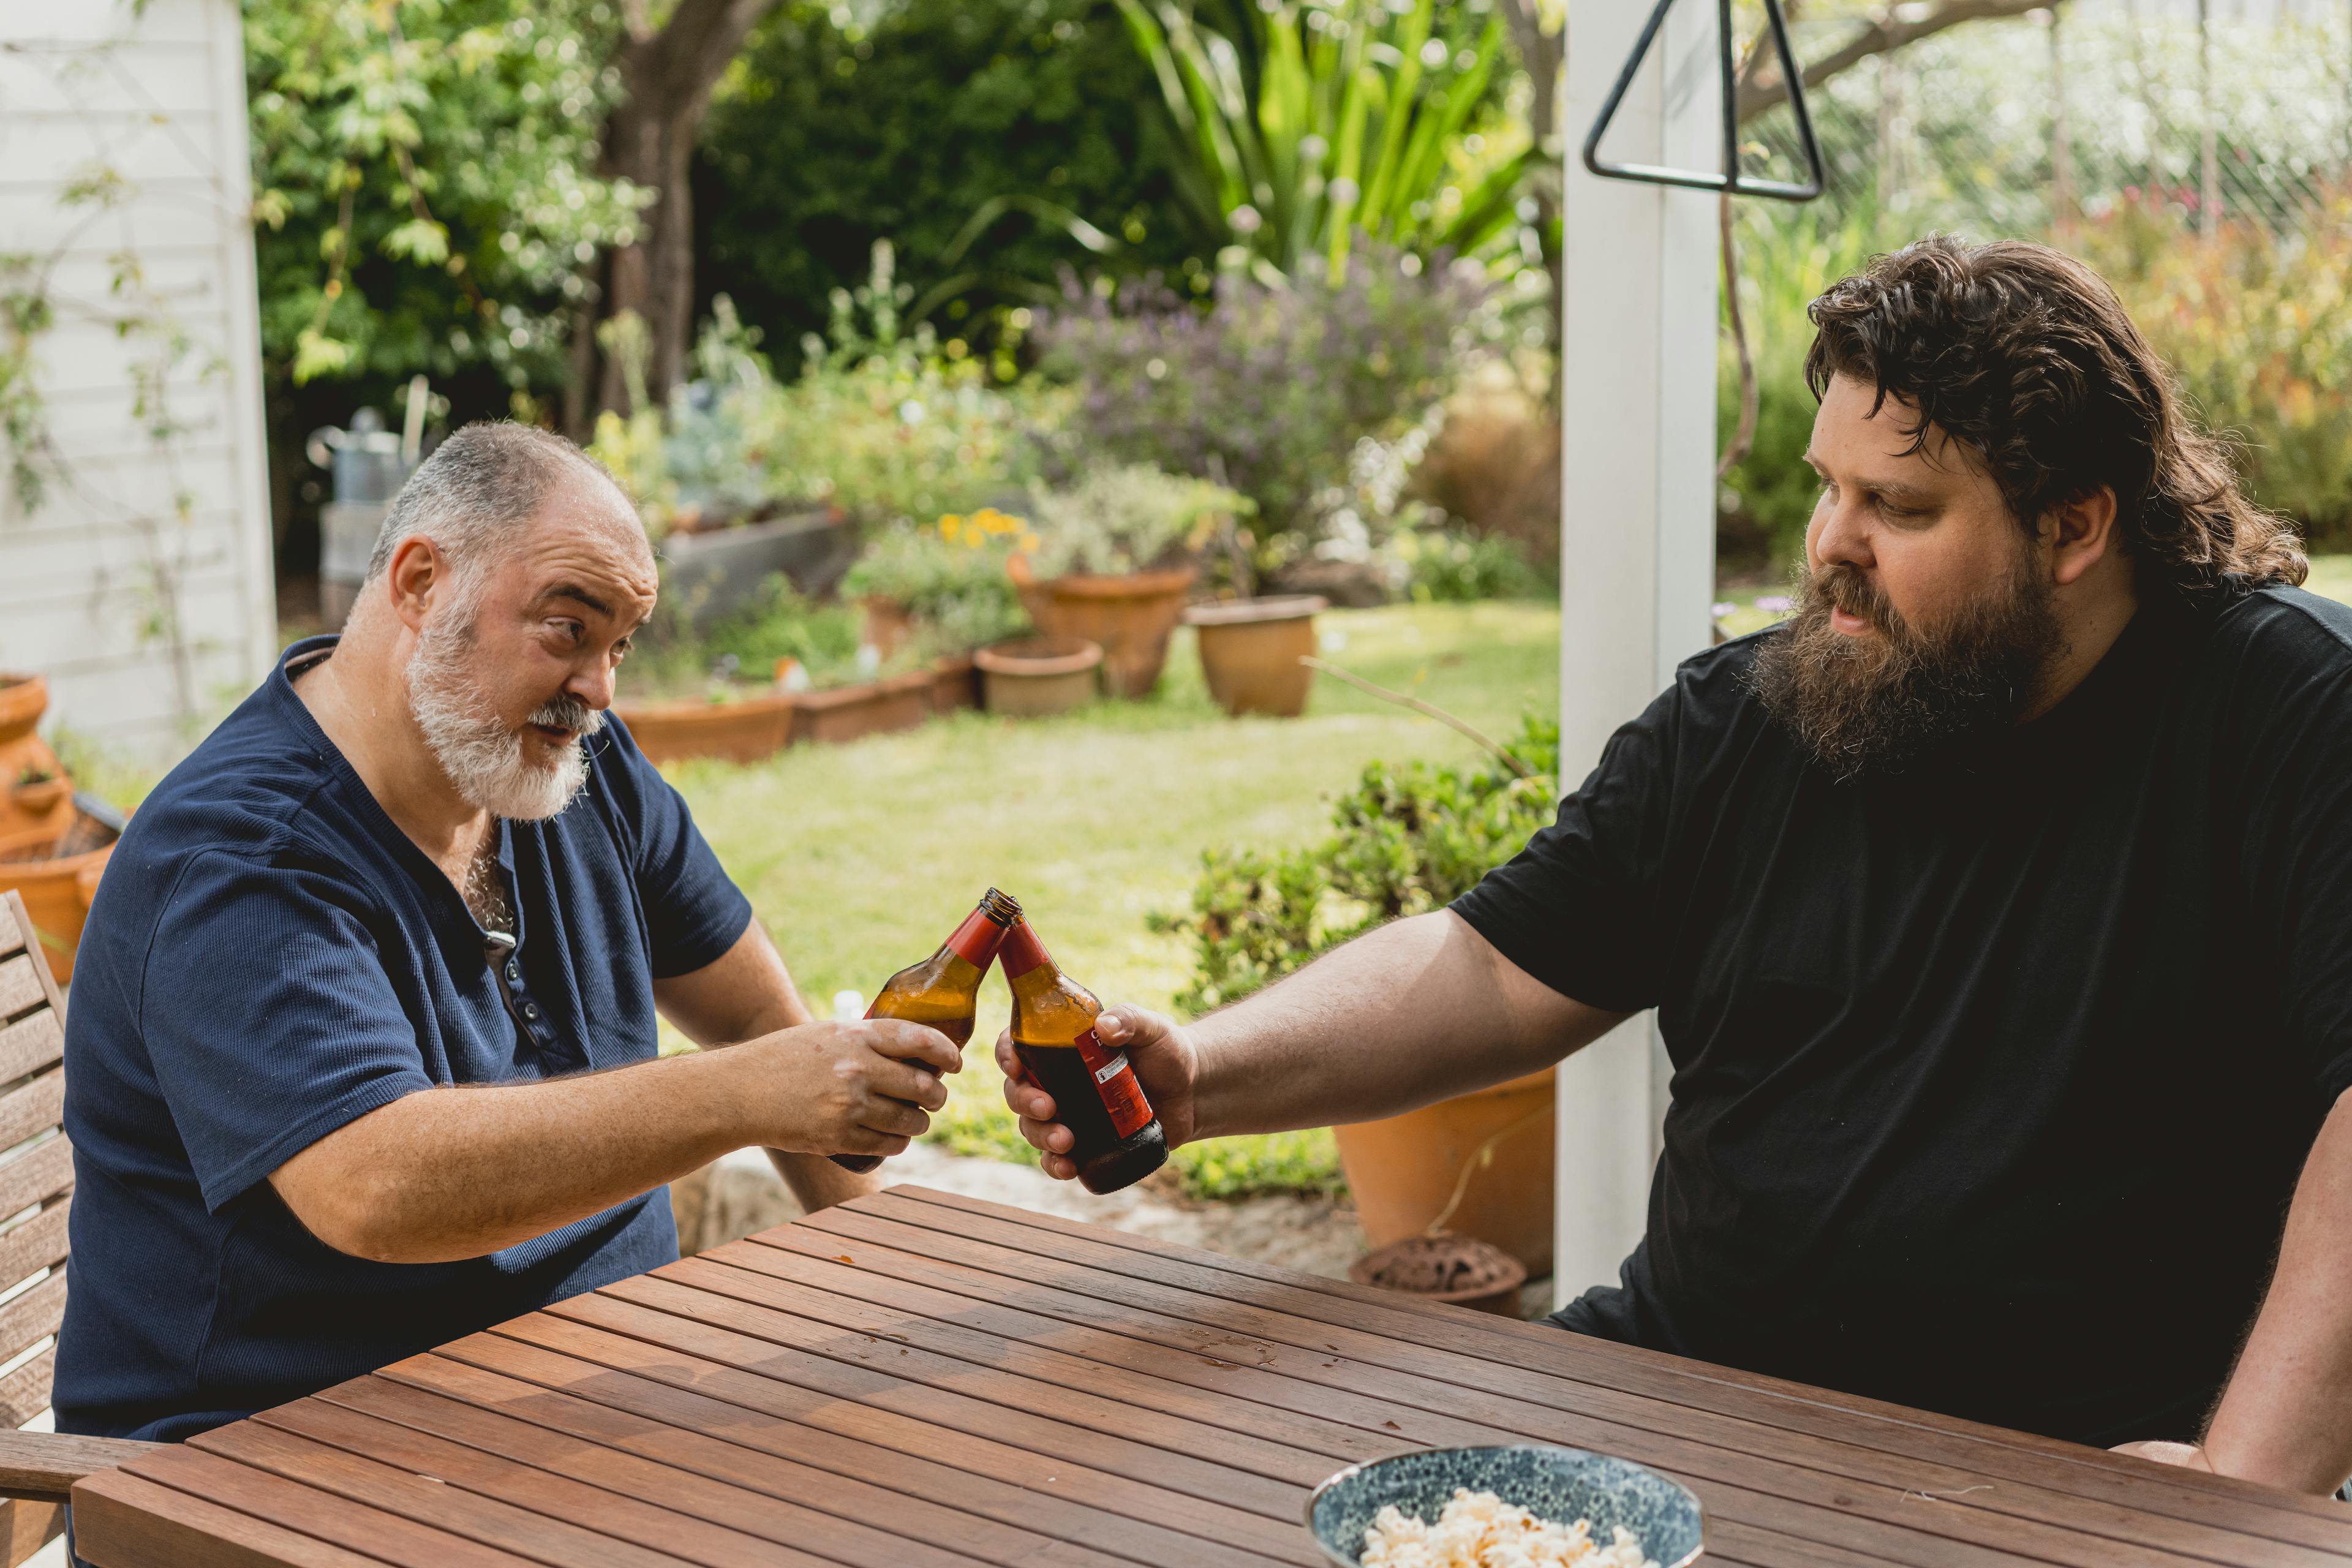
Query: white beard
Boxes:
[{"xmin": 404, "ymin": 601, "xmax": 603, "ymax": 821}]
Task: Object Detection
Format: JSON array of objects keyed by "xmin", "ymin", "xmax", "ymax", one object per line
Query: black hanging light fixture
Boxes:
[{"xmin": 1582, "ymin": 0, "xmax": 1826, "ymax": 203}]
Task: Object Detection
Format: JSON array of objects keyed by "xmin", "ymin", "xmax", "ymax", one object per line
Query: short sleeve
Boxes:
[
  {"xmin": 2234, "ymin": 608, "xmax": 2352, "ymax": 1105},
  {"xmin": 600, "ymin": 717, "xmax": 753, "ymax": 978},
  {"xmin": 1450, "ymin": 687, "xmax": 1678, "ymax": 1014},
  {"xmin": 139, "ymin": 854, "xmax": 436, "ymax": 1213}
]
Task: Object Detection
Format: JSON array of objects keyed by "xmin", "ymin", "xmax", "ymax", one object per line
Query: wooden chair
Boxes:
[{"xmin": 0, "ymin": 891, "xmax": 157, "ymax": 1561}]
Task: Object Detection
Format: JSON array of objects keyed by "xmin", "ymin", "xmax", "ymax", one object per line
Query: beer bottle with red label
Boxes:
[
  {"xmin": 832, "ymin": 888, "xmax": 1022, "ymax": 1173},
  {"xmin": 1001, "ymin": 914, "xmax": 1168, "ymax": 1194}
]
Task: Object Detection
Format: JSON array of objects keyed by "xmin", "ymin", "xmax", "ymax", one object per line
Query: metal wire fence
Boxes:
[{"xmin": 1740, "ymin": 6, "xmax": 2352, "ymax": 243}]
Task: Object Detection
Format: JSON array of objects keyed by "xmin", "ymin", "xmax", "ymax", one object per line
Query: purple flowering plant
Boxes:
[{"xmin": 1030, "ymin": 245, "xmax": 1494, "ymax": 556}]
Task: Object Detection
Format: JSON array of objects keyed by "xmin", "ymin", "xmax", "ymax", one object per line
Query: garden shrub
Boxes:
[
  {"xmin": 1395, "ymin": 526, "xmax": 1550, "ymax": 603},
  {"xmin": 1025, "ymin": 464, "xmax": 1248, "ymax": 579},
  {"xmin": 1156, "ymin": 713, "xmax": 1559, "ymax": 1014},
  {"xmin": 1033, "ymin": 246, "xmax": 1494, "ymax": 565}
]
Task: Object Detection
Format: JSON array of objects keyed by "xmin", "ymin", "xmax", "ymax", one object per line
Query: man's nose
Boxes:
[
  {"xmin": 1810, "ymin": 491, "xmax": 1874, "ymax": 573},
  {"xmin": 567, "ymin": 663, "xmax": 616, "ymax": 712}
]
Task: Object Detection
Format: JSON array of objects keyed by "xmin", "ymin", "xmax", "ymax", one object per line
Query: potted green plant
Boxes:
[
  {"xmin": 1158, "ymin": 713, "xmax": 1562, "ymax": 1273},
  {"xmin": 842, "ymin": 508, "xmax": 1034, "ymax": 712},
  {"xmin": 1015, "ymin": 466, "xmax": 1243, "ymax": 699}
]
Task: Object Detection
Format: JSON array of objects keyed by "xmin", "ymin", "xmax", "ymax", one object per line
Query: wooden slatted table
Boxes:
[{"xmin": 66, "ymin": 1184, "xmax": 2352, "ymax": 1567}]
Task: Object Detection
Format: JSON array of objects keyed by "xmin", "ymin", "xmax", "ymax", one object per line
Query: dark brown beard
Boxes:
[{"xmin": 1747, "ymin": 552, "xmax": 2063, "ymax": 780}]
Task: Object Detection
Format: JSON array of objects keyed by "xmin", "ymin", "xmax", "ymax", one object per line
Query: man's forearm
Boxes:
[
  {"xmin": 1189, "ymin": 911, "xmax": 1624, "ymax": 1139},
  {"xmin": 274, "ymin": 1047, "xmax": 763, "ymax": 1264},
  {"xmin": 2204, "ymin": 1089, "xmax": 2352, "ymax": 1493}
]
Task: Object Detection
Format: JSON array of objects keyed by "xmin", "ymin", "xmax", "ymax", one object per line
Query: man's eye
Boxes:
[{"xmin": 612, "ymin": 638, "xmax": 633, "ymax": 661}]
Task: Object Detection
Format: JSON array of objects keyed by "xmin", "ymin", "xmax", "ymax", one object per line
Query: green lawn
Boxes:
[
  {"xmin": 667, "ymin": 599, "xmax": 1559, "ymax": 1194},
  {"xmin": 677, "ymin": 557, "xmax": 2352, "ymax": 1195}
]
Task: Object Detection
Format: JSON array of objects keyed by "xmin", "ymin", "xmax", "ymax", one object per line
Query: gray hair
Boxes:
[{"xmin": 364, "ymin": 422, "xmax": 639, "ymax": 584}]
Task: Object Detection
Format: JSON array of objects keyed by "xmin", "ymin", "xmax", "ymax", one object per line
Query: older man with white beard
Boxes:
[{"xmin": 51, "ymin": 423, "xmax": 957, "ymax": 1446}]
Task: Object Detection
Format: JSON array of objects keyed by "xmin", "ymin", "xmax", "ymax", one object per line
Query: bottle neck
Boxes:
[
  {"xmin": 997, "ymin": 918, "xmax": 1052, "ymax": 981},
  {"xmin": 944, "ymin": 905, "xmax": 1012, "ymax": 969}
]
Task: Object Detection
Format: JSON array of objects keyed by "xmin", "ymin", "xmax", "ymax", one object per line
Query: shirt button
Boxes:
[
  {"xmin": 521, "ymin": 1001, "xmax": 541, "ymax": 1021},
  {"xmin": 505, "ymin": 960, "xmax": 521, "ymax": 984}
]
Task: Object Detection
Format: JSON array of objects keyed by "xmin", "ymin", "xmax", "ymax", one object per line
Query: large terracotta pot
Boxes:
[
  {"xmin": 0, "ymin": 815, "xmax": 118, "ymax": 986},
  {"xmin": 1008, "ymin": 556, "xmax": 1194, "ymax": 699},
  {"xmin": 614, "ymin": 693, "xmax": 798, "ymax": 766},
  {"xmin": 1183, "ymin": 595, "xmax": 1327, "ymax": 718},
  {"xmin": 1332, "ymin": 1066, "xmax": 1556, "ymax": 1277}
]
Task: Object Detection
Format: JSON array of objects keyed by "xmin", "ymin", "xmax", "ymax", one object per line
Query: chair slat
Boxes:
[
  {"xmin": 0, "ymin": 1143, "xmax": 71, "ymax": 1229},
  {"xmin": 0, "ymin": 1430, "xmax": 156, "ymax": 1505},
  {"xmin": 0, "ymin": 906, "xmax": 23, "ymax": 966},
  {"xmin": 0, "ymin": 967, "xmax": 36, "ymax": 1026},
  {"xmin": 0, "ymin": 1210, "xmax": 67, "ymax": 1305},
  {"xmin": 0, "ymin": 1019, "xmax": 59, "ymax": 1094},
  {"xmin": 0, "ymin": 1278, "xmax": 66, "ymax": 1372},
  {"xmin": 0, "ymin": 1498, "xmax": 61, "ymax": 1564},
  {"xmin": 0, "ymin": 1074, "xmax": 62, "ymax": 1164},
  {"xmin": 0, "ymin": 1351, "xmax": 57, "ymax": 1438}
]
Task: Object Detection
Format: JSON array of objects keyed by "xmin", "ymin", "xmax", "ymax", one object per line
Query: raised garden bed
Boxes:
[
  {"xmin": 615, "ymin": 693, "xmax": 797, "ymax": 766},
  {"xmin": 660, "ymin": 507, "xmax": 858, "ymax": 628},
  {"xmin": 789, "ymin": 669, "xmax": 935, "ymax": 745}
]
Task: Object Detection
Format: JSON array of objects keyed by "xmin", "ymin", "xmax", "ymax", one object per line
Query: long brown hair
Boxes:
[{"xmin": 1804, "ymin": 235, "xmax": 2305, "ymax": 601}]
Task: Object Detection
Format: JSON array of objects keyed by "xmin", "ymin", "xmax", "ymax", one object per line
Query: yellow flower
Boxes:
[{"xmin": 938, "ymin": 513, "xmax": 964, "ymax": 543}]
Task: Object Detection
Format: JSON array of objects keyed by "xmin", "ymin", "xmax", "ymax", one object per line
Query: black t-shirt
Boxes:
[{"xmin": 1452, "ymin": 586, "xmax": 2352, "ymax": 1446}]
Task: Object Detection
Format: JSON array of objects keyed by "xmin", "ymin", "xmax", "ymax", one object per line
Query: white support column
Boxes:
[{"xmin": 1553, "ymin": 0, "xmax": 1723, "ymax": 1306}]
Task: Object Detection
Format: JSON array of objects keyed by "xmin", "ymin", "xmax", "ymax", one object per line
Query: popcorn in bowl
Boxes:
[{"xmin": 1362, "ymin": 1488, "xmax": 1659, "ymax": 1568}]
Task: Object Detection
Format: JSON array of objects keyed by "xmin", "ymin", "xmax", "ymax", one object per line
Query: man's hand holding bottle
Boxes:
[{"xmin": 997, "ymin": 1005, "xmax": 1199, "ymax": 1183}]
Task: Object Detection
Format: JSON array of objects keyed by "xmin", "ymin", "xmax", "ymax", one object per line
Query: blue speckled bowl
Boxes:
[{"xmin": 1305, "ymin": 1444, "xmax": 1705, "ymax": 1567}]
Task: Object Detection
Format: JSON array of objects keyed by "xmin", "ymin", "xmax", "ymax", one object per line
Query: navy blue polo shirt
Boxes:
[{"xmin": 53, "ymin": 636, "xmax": 752, "ymax": 1441}]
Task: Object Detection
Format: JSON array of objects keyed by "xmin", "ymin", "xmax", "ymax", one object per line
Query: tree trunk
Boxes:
[
  {"xmin": 579, "ymin": 0, "xmax": 779, "ymax": 431},
  {"xmin": 1499, "ymin": 0, "xmax": 1564, "ymax": 409}
]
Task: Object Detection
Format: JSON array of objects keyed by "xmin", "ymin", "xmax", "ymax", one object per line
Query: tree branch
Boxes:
[{"xmin": 1737, "ymin": 0, "xmax": 2065, "ymax": 126}]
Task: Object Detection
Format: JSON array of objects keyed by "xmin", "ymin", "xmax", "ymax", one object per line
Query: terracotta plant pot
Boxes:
[
  {"xmin": 0, "ymin": 812, "xmax": 118, "ymax": 985},
  {"xmin": 861, "ymin": 597, "xmax": 918, "ymax": 660},
  {"xmin": 0, "ymin": 674, "xmax": 72, "ymax": 852},
  {"xmin": 929, "ymin": 655, "xmax": 981, "ymax": 715},
  {"xmin": 1008, "ymin": 556, "xmax": 1194, "ymax": 699},
  {"xmin": 1332, "ymin": 1066, "xmax": 1556, "ymax": 1278},
  {"xmin": 1183, "ymin": 595, "xmax": 1328, "ymax": 718},
  {"xmin": 973, "ymin": 637, "xmax": 1103, "ymax": 718},
  {"xmin": 1349, "ymin": 1233, "xmax": 1529, "ymax": 1317},
  {"xmin": 790, "ymin": 670, "xmax": 935, "ymax": 745},
  {"xmin": 614, "ymin": 693, "xmax": 798, "ymax": 766},
  {"xmin": 0, "ymin": 676, "xmax": 43, "ymax": 745}
]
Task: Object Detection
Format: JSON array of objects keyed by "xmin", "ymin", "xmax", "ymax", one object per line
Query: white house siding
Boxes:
[{"xmin": 0, "ymin": 0, "xmax": 274, "ymax": 758}]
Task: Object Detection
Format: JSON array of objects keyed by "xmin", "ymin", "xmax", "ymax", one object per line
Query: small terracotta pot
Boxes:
[
  {"xmin": 1008, "ymin": 557, "xmax": 1194, "ymax": 699},
  {"xmin": 860, "ymin": 596, "xmax": 918, "ymax": 660},
  {"xmin": 1184, "ymin": 595, "xmax": 1327, "ymax": 718},
  {"xmin": 790, "ymin": 671, "xmax": 935, "ymax": 745},
  {"xmin": 0, "ymin": 676, "xmax": 43, "ymax": 745},
  {"xmin": 614, "ymin": 693, "xmax": 798, "ymax": 766},
  {"xmin": 1332, "ymin": 1066, "xmax": 1557, "ymax": 1278},
  {"xmin": 929, "ymin": 655, "xmax": 981, "ymax": 715},
  {"xmin": 973, "ymin": 637, "xmax": 1104, "ymax": 718},
  {"xmin": 1349, "ymin": 1233, "xmax": 1529, "ymax": 1317}
]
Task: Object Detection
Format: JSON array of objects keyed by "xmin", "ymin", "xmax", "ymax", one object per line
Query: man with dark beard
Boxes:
[
  {"xmin": 1001, "ymin": 236, "xmax": 2352, "ymax": 1491},
  {"xmin": 53, "ymin": 423, "xmax": 959, "ymax": 1445}
]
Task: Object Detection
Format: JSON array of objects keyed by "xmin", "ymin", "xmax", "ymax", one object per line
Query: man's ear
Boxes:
[
  {"xmin": 383, "ymin": 535, "xmax": 450, "ymax": 633},
  {"xmin": 2047, "ymin": 486, "xmax": 2120, "ymax": 588}
]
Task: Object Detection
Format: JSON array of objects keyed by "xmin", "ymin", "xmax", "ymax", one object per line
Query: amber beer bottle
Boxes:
[
  {"xmin": 832, "ymin": 888, "xmax": 1022, "ymax": 1173},
  {"xmin": 1002, "ymin": 916, "xmax": 1168, "ymax": 1194}
]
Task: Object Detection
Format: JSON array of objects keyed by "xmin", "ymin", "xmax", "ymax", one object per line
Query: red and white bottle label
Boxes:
[{"xmin": 1074, "ymin": 1027, "xmax": 1152, "ymax": 1139}]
